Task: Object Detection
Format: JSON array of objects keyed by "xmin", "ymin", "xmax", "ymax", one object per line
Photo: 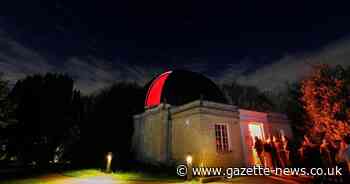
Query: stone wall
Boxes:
[
  {"xmin": 132, "ymin": 104, "xmax": 169, "ymax": 164},
  {"xmin": 170, "ymin": 100, "xmax": 244, "ymax": 168}
]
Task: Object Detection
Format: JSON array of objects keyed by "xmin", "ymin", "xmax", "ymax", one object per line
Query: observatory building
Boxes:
[{"xmin": 132, "ymin": 70, "xmax": 293, "ymax": 168}]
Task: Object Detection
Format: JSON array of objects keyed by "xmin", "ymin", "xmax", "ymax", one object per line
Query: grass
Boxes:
[
  {"xmin": 112, "ymin": 171, "xmax": 180, "ymax": 181},
  {"xmin": 0, "ymin": 169, "xmax": 199, "ymax": 184},
  {"xmin": 62, "ymin": 169, "xmax": 103, "ymax": 178},
  {"xmin": 64, "ymin": 169, "xmax": 183, "ymax": 181}
]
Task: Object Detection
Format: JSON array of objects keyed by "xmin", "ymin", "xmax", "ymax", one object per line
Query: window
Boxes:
[{"xmin": 215, "ymin": 124, "xmax": 230, "ymax": 152}]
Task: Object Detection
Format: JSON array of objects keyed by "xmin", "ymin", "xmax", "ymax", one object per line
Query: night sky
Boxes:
[{"xmin": 1, "ymin": 1, "xmax": 350, "ymax": 93}]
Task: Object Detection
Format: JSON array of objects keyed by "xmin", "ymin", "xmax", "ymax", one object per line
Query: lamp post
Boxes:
[
  {"xmin": 186, "ymin": 155, "xmax": 193, "ymax": 180},
  {"xmin": 106, "ymin": 152, "xmax": 113, "ymax": 173}
]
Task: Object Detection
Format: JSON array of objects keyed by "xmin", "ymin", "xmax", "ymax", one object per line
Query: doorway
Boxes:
[{"xmin": 248, "ymin": 123, "xmax": 265, "ymax": 165}]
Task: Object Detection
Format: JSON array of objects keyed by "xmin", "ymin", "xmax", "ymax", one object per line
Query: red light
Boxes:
[{"xmin": 145, "ymin": 71, "xmax": 172, "ymax": 108}]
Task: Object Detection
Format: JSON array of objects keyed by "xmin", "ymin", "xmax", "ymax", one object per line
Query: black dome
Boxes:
[{"xmin": 145, "ymin": 70, "xmax": 227, "ymax": 108}]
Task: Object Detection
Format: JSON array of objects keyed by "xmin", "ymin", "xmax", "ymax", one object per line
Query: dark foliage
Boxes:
[
  {"xmin": 72, "ymin": 82, "xmax": 144, "ymax": 169},
  {"xmin": 221, "ymin": 81, "xmax": 275, "ymax": 112},
  {"xmin": 280, "ymin": 82, "xmax": 307, "ymax": 143},
  {"xmin": 8, "ymin": 73, "xmax": 78, "ymax": 165},
  {"xmin": 0, "ymin": 73, "xmax": 15, "ymax": 123}
]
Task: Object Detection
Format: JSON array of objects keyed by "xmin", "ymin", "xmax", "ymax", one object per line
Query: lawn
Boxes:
[
  {"xmin": 0, "ymin": 169, "xmax": 199, "ymax": 184},
  {"xmin": 63, "ymin": 169, "xmax": 182, "ymax": 181}
]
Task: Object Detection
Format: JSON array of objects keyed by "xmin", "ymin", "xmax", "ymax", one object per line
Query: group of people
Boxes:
[
  {"xmin": 253, "ymin": 134, "xmax": 350, "ymax": 173},
  {"xmin": 298, "ymin": 135, "xmax": 350, "ymax": 173},
  {"xmin": 254, "ymin": 135, "xmax": 291, "ymax": 169}
]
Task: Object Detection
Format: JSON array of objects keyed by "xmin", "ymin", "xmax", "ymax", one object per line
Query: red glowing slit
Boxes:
[{"xmin": 145, "ymin": 71, "xmax": 172, "ymax": 108}]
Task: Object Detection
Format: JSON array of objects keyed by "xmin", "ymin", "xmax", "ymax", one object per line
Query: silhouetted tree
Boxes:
[
  {"xmin": 280, "ymin": 82, "xmax": 307, "ymax": 143},
  {"xmin": 9, "ymin": 73, "xmax": 77, "ymax": 165},
  {"xmin": 0, "ymin": 73, "xmax": 17, "ymax": 163},
  {"xmin": 75, "ymin": 82, "xmax": 144, "ymax": 169},
  {"xmin": 0, "ymin": 73, "xmax": 16, "ymax": 124},
  {"xmin": 222, "ymin": 81, "xmax": 275, "ymax": 112}
]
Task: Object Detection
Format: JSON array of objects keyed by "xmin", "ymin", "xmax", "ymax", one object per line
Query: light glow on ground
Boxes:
[{"xmin": 0, "ymin": 169, "xmax": 187, "ymax": 184}]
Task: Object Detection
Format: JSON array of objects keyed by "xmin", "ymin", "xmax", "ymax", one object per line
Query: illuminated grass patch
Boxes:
[{"xmin": 0, "ymin": 169, "xmax": 198, "ymax": 184}]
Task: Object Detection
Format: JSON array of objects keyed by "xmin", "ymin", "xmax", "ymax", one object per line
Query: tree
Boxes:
[
  {"xmin": 222, "ymin": 81, "xmax": 275, "ymax": 112},
  {"xmin": 279, "ymin": 82, "xmax": 307, "ymax": 142},
  {"xmin": 0, "ymin": 73, "xmax": 16, "ymax": 123},
  {"xmin": 75, "ymin": 82, "xmax": 144, "ymax": 168},
  {"xmin": 0, "ymin": 74, "xmax": 11, "ymax": 161},
  {"xmin": 10, "ymin": 73, "xmax": 77, "ymax": 164},
  {"xmin": 301, "ymin": 64, "xmax": 350, "ymax": 142}
]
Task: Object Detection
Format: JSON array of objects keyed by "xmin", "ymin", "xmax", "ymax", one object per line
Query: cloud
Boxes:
[
  {"xmin": 0, "ymin": 30, "xmax": 160, "ymax": 94},
  {"xmin": 62, "ymin": 57, "xmax": 160, "ymax": 94},
  {"xmin": 2, "ymin": 27, "xmax": 350, "ymax": 94},
  {"xmin": 0, "ymin": 31, "xmax": 54, "ymax": 82},
  {"xmin": 217, "ymin": 37, "xmax": 350, "ymax": 91}
]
